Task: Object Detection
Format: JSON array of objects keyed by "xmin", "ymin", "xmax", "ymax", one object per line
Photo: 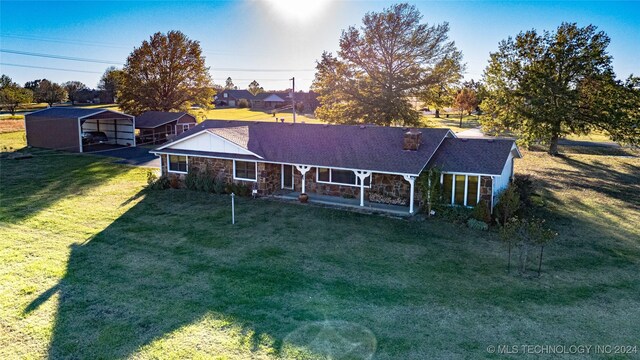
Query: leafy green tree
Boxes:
[
  {"xmin": 0, "ymin": 75, "xmax": 33, "ymax": 115},
  {"xmin": 24, "ymin": 79, "xmax": 42, "ymax": 92},
  {"xmin": 482, "ymin": 23, "xmax": 639, "ymax": 155},
  {"xmin": 119, "ymin": 31, "xmax": 215, "ymax": 115},
  {"xmin": 419, "ymin": 54, "xmax": 464, "ymax": 118},
  {"xmin": 0, "ymin": 75, "xmax": 13, "ymax": 89},
  {"xmin": 98, "ymin": 66, "xmax": 124, "ymax": 103},
  {"xmin": 37, "ymin": 79, "xmax": 67, "ymax": 106},
  {"xmin": 312, "ymin": 3, "xmax": 463, "ymax": 126},
  {"xmin": 63, "ymin": 81, "xmax": 87, "ymax": 105},
  {"xmin": 225, "ymin": 77, "xmax": 237, "ymax": 90},
  {"xmin": 494, "ymin": 184, "xmax": 521, "ymax": 226},
  {"xmin": 454, "ymin": 87, "xmax": 478, "ymax": 127},
  {"xmin": 248, "ymin": 80, "xmax": 263, "ymax": 95}
]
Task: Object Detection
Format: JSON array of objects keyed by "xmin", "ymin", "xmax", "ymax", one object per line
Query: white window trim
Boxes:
[
  {"xmin": 281, "ymin": 164, "xmax": 294, "ymax": 189},
  {"xmin": 441, "ymin": 172, "xmax": 481, "ymax": 207},
  {"xmin": 168, "ymin": 155, "xmax": 188, "ymax": 174},
  {"xmin": 315, "ymin": 167, "xmax": 371, "ymax": 188},
  {"xmin": 233, "ymin": 160, "xmax": 258, "ymax": 182}
]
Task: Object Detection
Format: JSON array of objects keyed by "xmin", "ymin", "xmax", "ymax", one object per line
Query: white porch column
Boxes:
[
  {"xmin": 403, "ymin": 175, "xmax": 417, "ymax": 214},
  {"xmin": 354, "ymin": 170, "xmax": 372, "ymax": 207},
  {"xmin": 295, "ymin": 165, "xmax": 311, "ymax": 193}
]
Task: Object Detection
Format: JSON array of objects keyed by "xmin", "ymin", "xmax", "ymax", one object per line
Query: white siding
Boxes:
[
  {"xmin": 169, "ymin": 132, "xmax": 255, "ymax": 156},
  {"xmin": 493, "ymin": 152, "xmax": 514, "ymax": 195}
]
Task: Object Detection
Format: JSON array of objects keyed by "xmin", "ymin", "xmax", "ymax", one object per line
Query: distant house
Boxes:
[
  {"xmin": 135, "ymin": 111, "xmax": 197, "ymax": 144},
  {"xmin": 214, "ymin": 90, "xmax": 254, "ymax": 107},
  {"xmin": 151, "ymin": 120, "xmax": 521, "ymax": 215},
  {"xmin": 214, "ymin": 90, "xmax": 319, "ymax": 112}
]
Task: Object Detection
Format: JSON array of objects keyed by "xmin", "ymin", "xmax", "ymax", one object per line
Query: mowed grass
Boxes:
[
  {"xmin": 194, "ymin": 107, "xmax": 322, "ymax": 124},
  {"xmin": 1, "ymin": 133, "xmax": 639, "ymax": 359}
]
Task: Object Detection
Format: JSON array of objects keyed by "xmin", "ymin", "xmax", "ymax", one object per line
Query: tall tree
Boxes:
[
  {"xmin": 63, "ymin": 81, "xmax": 87, "ymax": 105},
  {"xmin": 118, "ymin": 31, "xmax": 215, "ymax": 115},
  {"xmin": 454, "ymin": 87, "xmax": 478, "ymax": 127},
  {"xmin": 312, "ymin": 3, "xmax": 463, "ymax": 126},
  {"xmin": 24, "ymin": 79, "xmax": 42, "ymax": 92},
  {"xmin": 248, "ymin": 80, "xmax": 264, "ymax": 95},
  {"xmin": 98, "ymin": 66, "xmax": 124, "ymax": 103},
  {"xmin": 37, "ymin": 79, "xmax": 67, "ymax": 106},
  {"xmin": 419, "ymin": 54, "xmax": 464, "ymax": 118},
  {"xmin": 482, "ymin": 23, "xmax": 639, "ymax": 154},
  {"xmin": 225, "ymin": 77, "xmax": 237, "ymax": 90},
  {"xmin": 0, "ymin": 75, "xmax": 33, "ymax": 115}
]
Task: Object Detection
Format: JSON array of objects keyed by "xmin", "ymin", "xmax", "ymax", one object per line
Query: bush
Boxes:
[
  {"xmin": 494, "ymin": 184, "xmax": 520, "ymax": 226},
  {"xmin": 184, "ymin": 171, "xmax": 198, "ymax": 190},
  {"xmin": 213, "ymin": 175, "xmax": 226, "ymax": 194},
  {"xmin": 147, "ymin": 171, "xmax": 170, "ymax": 190},
  {"xmin": 237, "ymin": 98, "xmax": 250, "ymax": 108},
  {"xmin": 433, "ymin": 204, "xmax": 473, "ymax": 224},
  {"xmin": 471, "ymin": 200, "xmax": 492, "ymax": 224},
  {"xmin": 467, "ymin": 218, "xmax": 489, "ymax": 231},
  {"xmin": 513, "ymin": 175, "xmax": 535, "ymax": 209},
  {"xmin": 224, "ymin": 182, "xmax": 251, "ymax": 196}
]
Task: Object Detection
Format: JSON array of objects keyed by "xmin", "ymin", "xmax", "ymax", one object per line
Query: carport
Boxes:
[{"xmin": 25, "ymin": 107, "xmax": 136, "ymax": 153}]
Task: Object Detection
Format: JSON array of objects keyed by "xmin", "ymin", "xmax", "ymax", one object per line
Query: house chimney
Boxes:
[{"xmin": 403, "ymin": 129, "xmax": 422, "ymax": 151}]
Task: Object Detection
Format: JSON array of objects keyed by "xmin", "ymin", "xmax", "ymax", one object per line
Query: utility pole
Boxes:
[{"xmin": 290, "ymin": 77, "xmax": 296, "ymax": 123}]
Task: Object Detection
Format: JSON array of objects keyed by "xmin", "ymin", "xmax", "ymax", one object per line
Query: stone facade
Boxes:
[
  {"xmin": 162, "ymin": 155, "xmax": 419, "ymax": 205},
  {"xmin": 479, "ymin": 176, "xmax": 493, "ymax": 204},
  {"xmin": 162, "ymin": 156, "xmax": 281, "ymax": 195}
]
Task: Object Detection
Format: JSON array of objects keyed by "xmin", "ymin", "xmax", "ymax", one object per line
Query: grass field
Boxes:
[
  {"xmin": 1, "ymin": 132, "xmax": 639, "ymax": 359},
  {"xmin": 193, "ymin": 107, "xmax": 322, "ymax": 124}
]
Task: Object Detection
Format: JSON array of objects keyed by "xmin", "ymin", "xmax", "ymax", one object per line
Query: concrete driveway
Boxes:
[{"xmin": 89, "ymin": 146, "xmax": 160, "ymax": 167}]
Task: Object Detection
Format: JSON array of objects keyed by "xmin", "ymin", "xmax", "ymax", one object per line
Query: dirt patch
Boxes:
[{"xmin": 0, "ymin": 120, "xmax": 25, "ymax": 134}]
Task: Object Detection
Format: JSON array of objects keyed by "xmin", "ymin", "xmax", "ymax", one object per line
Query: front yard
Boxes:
[{"xmin": 1, "ymin": 133, "xmax": 639, "ymax": 359}]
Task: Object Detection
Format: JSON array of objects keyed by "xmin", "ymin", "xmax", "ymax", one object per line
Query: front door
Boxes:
[{"xmin": 282, "ymin": 164, "xmax": 294, "ymax": 189}]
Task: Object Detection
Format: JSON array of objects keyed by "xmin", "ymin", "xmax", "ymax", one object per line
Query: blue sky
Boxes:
[{"xmin": 1, "ymin": 1, "xmax": 638, "ymax": 91}]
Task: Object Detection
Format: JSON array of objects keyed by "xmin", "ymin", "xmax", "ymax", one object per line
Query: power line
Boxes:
[
  {"xmin": 0, "ymin": 63, "xmax": 103, "ymax": 74},
  {"xmin": 0, "ymin": 33, "xmax": 129, "ymax": 49},
  {"xmin": 2, "ymin": 48, "xmax": 316, "ymax": 72},
  {"xmin": 1, "ymin": 49, "xmax": 122, "ymax": 65}
]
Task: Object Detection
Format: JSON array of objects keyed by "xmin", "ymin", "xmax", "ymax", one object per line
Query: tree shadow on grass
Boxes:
[
  {"xmin": 20, "ymin": 188, "xmax": 640, "ymax": 358},
  {"xmin": 0, "ymin": 151, "xmax": 132, "ymax": 222},
  {"xmin": 22, "ymin": 191, "xmax": 382, "ymax": 359}
]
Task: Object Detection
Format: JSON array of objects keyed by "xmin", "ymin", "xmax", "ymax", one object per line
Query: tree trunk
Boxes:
[
  {"xmin": 537, "ymin": 246, "xmax": 544, "ymax": 276},
  {"xmin": 548, "ymin": 134, "xmax": 559, "ymax": 156},
  {"xmin": 435, "ymin": 109, "xmax": 440, "ymax": 118},
  {"xmin": 459, "ymin": 111, "xmax": 463, "ymax": 128}
]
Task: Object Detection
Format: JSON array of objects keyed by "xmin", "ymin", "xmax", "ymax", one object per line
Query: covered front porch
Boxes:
[
  {"xmin": 287, "ymin": 164, "xmax": 419, "ymax": 215},
  {"xmin": 273, "ymin": 191, "xmax": 418, "ymax": 217}
]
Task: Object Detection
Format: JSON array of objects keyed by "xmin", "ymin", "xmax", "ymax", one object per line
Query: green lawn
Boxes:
[
  {"xmin": 193, "ymin": 107, "xmax": 322, "ymax": 124},
  {"xmin": 1, "ymin": 133, "xmax": 639, "ymax": 359}
]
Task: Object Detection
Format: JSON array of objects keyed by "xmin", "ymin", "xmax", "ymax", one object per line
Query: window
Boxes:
[
  {"xmin": 168, "ymin": 155, "xmax": 187, "ymax": 173},
  {"xmin": 234, "ymin": 160, "xmax": 257, "ymax": 181},
  {"xmin": 454, "ymin": 175, "xmax": 466, "ymax": 205},
  {"xmin": 317, "ymin": 167, "xmax": 330, "ymax": 182},
  {"xmin": 442, "ymin": 173, "xmax": 481, "ymax": 207},
  {"xmin": 316, "ymin": 167, "xmax": 370, "ymax": 187},
  {"xmin": 442, "ymin": 174, "xmax": 453, "ymax": 203},
  {"xmin": 223, "ymin": 93, "xmax": 228, "ymax": 98},
  {"xmin": 467, "ymin": 176, "xmax": 479, "ymax": 206},
  {"xmin": 181, "ymin": 124, "xmax": 190, "ymax": 131}
]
